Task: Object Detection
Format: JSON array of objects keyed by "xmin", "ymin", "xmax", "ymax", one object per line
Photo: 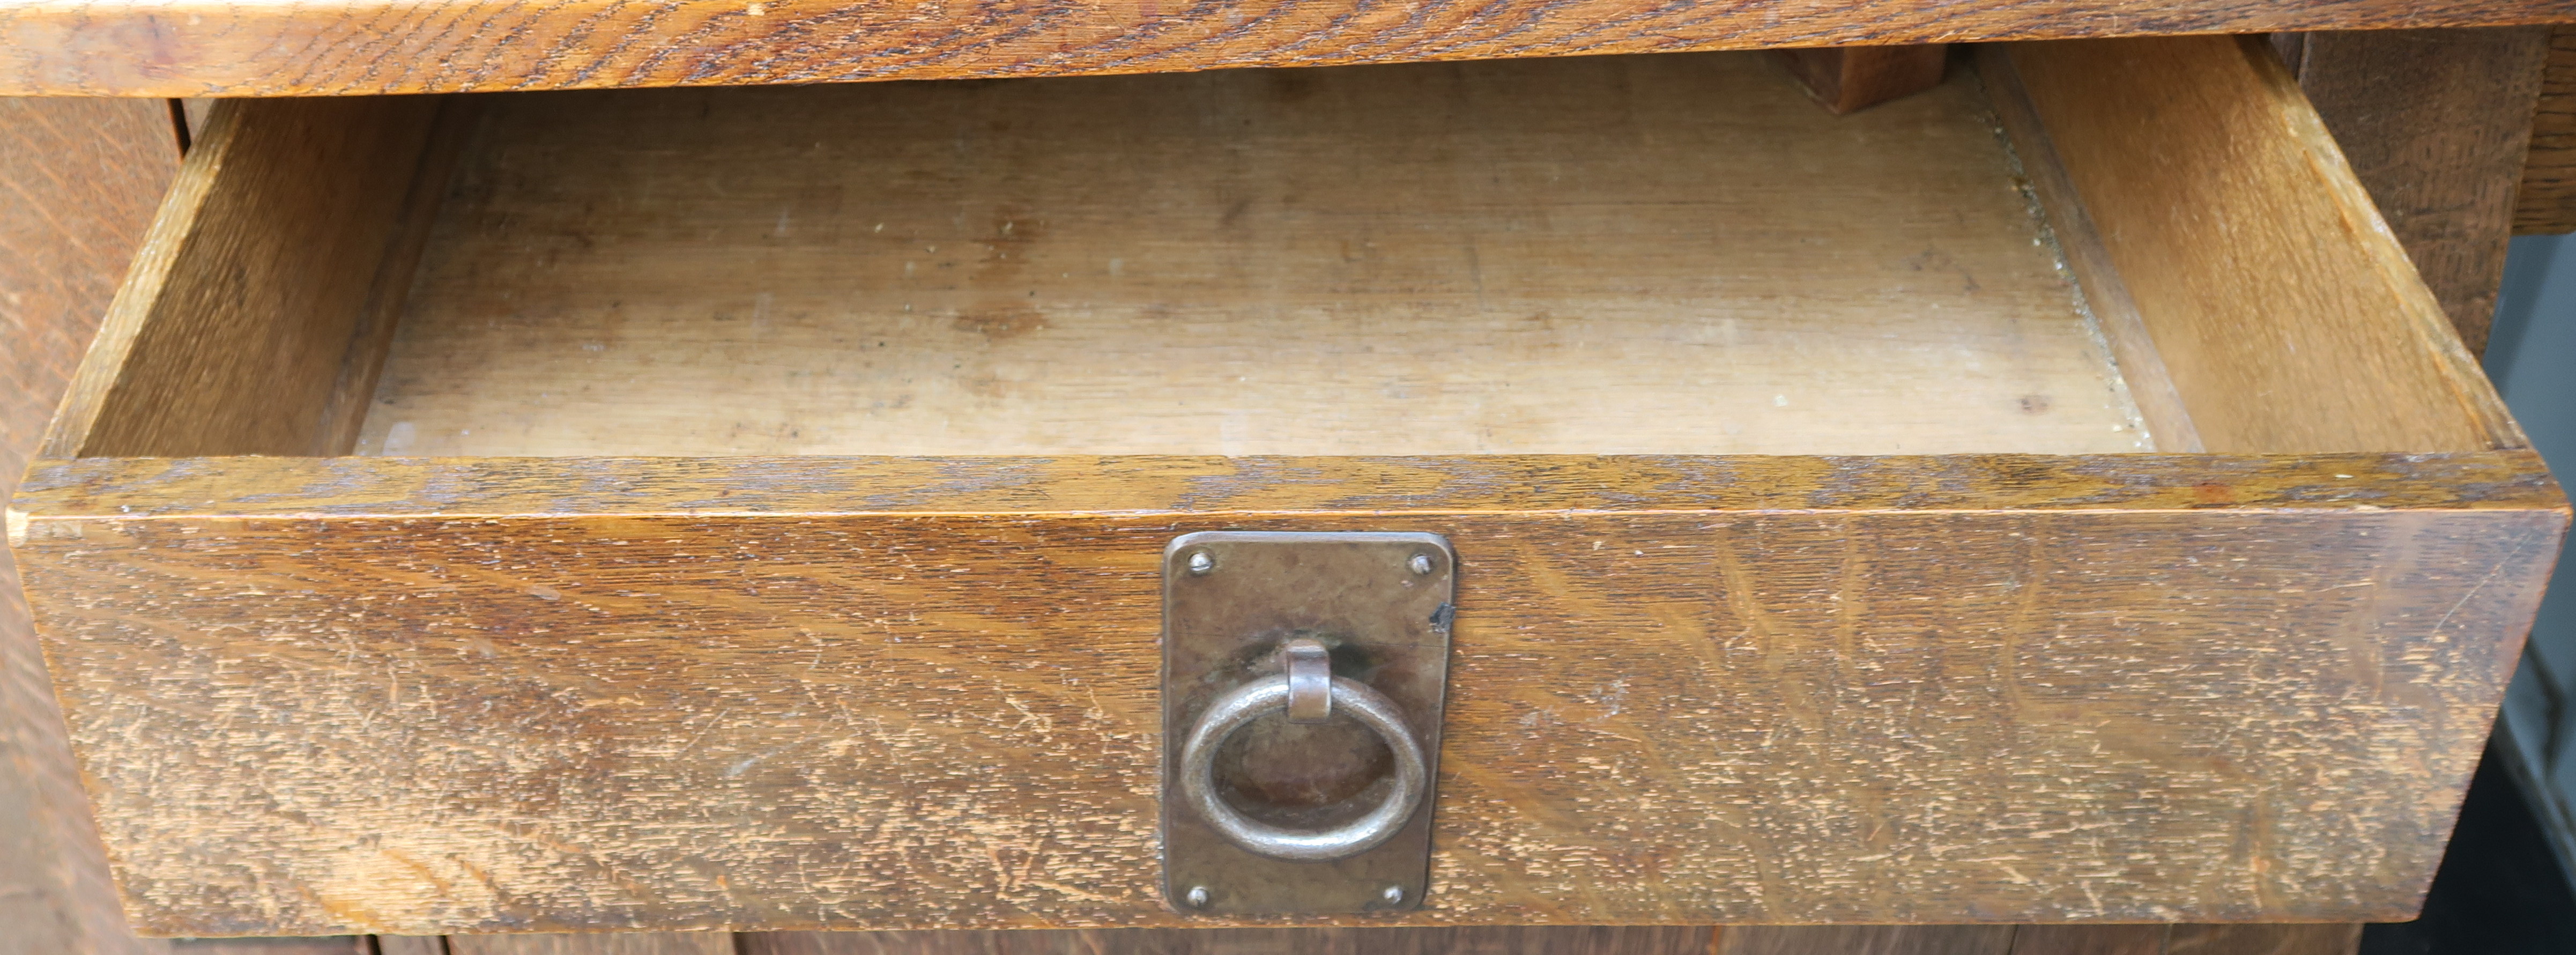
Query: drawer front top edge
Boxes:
[{"xmin": 8, "ymin": 452, "xmax": 2564, "ymax": 528}]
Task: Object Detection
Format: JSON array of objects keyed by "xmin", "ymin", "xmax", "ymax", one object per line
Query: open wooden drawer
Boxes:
[{"xmin": 7, "ymin": 34, "xmax": 2566, "ymax": 936}]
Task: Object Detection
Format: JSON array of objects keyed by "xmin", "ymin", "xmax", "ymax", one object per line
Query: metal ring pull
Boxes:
[{"xmin": 1178, "ymin": 672, "xmax": 1428, "ymax": 862}]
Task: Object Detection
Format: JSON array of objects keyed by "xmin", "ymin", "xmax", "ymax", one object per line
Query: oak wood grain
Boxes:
[
  {"xmin": 2162, "ymin": 925, "xmax": 2362, "ymax": 955},
  {"xmin": 1, "ymin": 0, "xmax": 2573, "ymax": 98},
  {"xmin": 2515, "ymin": 25, "xmax": 2576, "ymax": 235},
  {"xmin": 2004, "ymin": 924, "xmax": 2166, "ymax": 955},
  {"xmin": 2007, "ymin": 36, "xmax": 2520, "ymax": 455},
  {"xmin": 6, "ymin": 35, "xmax": 2557, "ymax": 939},
  {"xmin": 351, "ymin": 53, "xmax": 2148, "ymax": 460},
  {"xmin": 39, "ymin": 95, "xmax": 452, "ymax": 460},
  {"xmin": 9, "ymin": 452, "xmax": 2562, "ymax": 933},
  {"xmin": 1719, "ymin": 926, "xmax": 2015, "ymax": 955},
  {"xmin": 745, "ymin": 926, "xmax": 1714, "ymax": 954},
  {"xmin": 448, "ymin": 934, "xmax": 733, "ymax": 955},
  {"xmin": 2284, "ymin": 27, "xmax": 2551, "ymax": 354},
  {"xmin": 1773, "ymin": 46, "xmax": 1950, "ymax": 115},
  {"xmin": 0, "ymin": 95, "xmax": 178, "ymax": 955},
  {"xmin": 1977, "ymin": 47, "xmax": 2203, "ymax": 452}
]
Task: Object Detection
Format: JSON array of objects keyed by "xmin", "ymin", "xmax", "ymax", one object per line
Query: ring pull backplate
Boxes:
[{"xmin": 1160, "ymin": 531, "xmax": 1455, "ymax": 916}]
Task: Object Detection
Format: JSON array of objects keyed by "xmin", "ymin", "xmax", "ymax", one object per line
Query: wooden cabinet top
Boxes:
[{"xmin": 2, "ymin": 0, "xmax": 2571, "ymax": 97}]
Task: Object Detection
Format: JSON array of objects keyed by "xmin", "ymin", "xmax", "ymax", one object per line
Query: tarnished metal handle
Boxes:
[{"xmin": 1178, "ymin": 674, "xmax": 1428, "ymax": 862}]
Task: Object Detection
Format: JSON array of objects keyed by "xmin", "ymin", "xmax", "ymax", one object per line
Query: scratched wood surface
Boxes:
[
  {"xmin": 4, "ymin": 34, "xmax": 2555, "ymax": 939},
  {"xmin": 2, "ymin": 0, "xmax": 2574, "ymax": 98},
  {"xmin": 349, "ymin": 52, "xmax": 2149, "ymax": 459},
  {"xmin": 9, "ymin": 452, "xmax": 2562, "ymax": 933}
]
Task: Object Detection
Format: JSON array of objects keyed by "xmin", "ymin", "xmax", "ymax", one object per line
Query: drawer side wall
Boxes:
[
  {"xmin": 40, "ymin": 96, "xmax": 464, "ymax": 460},
  {"xmin": 2008, "ymin": 35, "xmax": 2523, "ymax": 456}
]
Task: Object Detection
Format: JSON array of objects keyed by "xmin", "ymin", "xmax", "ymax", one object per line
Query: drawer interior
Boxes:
[
  {"xmin": 42, "ymin": 38, "xmax": 2515, "ymax": 464},
  {"xmin": 350, "ymin": 53, "xmax": 2149, "ymax": 458}
]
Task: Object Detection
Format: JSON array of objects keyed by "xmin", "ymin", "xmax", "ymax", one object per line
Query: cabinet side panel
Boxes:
[
  {"xmin": 2008, "ymin": 35, "xmax": 2519, "ymax": 454},
  {"xmin": 11, "ymin": 461, "xmax": 2559, "ymax": 931},
  {"xmin": 0, "ymin": 95, "xmax": 180, "ymax": 955}
]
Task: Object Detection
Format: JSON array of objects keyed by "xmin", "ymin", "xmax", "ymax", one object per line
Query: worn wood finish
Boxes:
[
  {"xmin": 1977, "ymin": 47, "xmax": 2201, "ymax": 452},
  {"xmin": 38, "ymin": 95, "xmax": 454, "ymax": 460},
  {"xmin": 8, "ymin": 452, "xmax": 2562, "ymax": 933},
  {"xmin": 448, "ymin": 934, "xmax": 732, "ymax": 955},
  {"xmin": 1773, "ymin": 45, "xmax": 1950, "ymax": 114},
  {"xmin": 353, "ymin": 53, "xmax": 2147, "ymax": 459},
  {"xmin": 4, "ymin": 1, "xmax": 2575, "ymax": 99},
  {"xmin": 2006, "ymin": 36, "xmax": 2518, "ymax": 455},
  {"xmin": 14, "ymin": 452, "xmax": 2558, "ymax": 521},
  {"xmin": 7, "ymin": 36, "xmax": 2558, "ymax": 938},
  {"xmin": 2004, "ymin": 925, "xmax": 2167, "ymax": 955},
  {"xmin": 2281, "ymin": 27, "xmax": 2550, "ymax": 354},
  {"xmin": 2162, "ymin": 925, "xmax": 2362, "ymax": 955},
  {"xmin": 0, "ymin": 95, "xmax": 179, "ymax": 955},
  {"xmin": 2516, "ymin": 25, "xmax": 2576, "ymax": 235},
  {"xmin": 1719, "ymin": 926, "xmax": 2015, "ymax": 955},
  {"xmin": 745, "ymin": 926, "xmax": 1713, "ymax": 953}
]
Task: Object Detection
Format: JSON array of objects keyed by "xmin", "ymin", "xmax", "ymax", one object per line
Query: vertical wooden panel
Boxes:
[
  {"xmin": 0, "ymin": 94, "xmax": 179, "ymax": 955},
  {"xmin": 2286, "ymin": 27, "xmax": 2550, "ymax": 354},
  {"xmin": 2163, "ymin": 924, "xmax": 2361, "ymax": 955},
  {"xmin": 2006, "ymin": 924, "xmax": 2165, "ymax": 955},
  {"xmin": 2515, "ymin": 25, "xmax": 2576, "ymax": 235},
  {"xmin": 1717, "ymin": 925, "xmax": 2015, "ymax": 955}
]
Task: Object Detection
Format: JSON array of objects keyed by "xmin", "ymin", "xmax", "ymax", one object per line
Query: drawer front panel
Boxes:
[{"xmin": 12, "ymin": 454, "xmax": 2559, "ymax": 933}]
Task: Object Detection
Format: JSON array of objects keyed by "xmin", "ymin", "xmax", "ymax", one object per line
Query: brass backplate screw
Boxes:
[{"xmin": 1187, "ymin": 551, "xmax": 1215, "ymax": 575}]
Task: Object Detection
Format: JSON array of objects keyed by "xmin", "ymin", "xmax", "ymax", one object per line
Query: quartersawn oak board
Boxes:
[
  {"xmin": 8, "ymin": 452, "xmax": 2562, "ymax": 932},
  {"xmin": 352, "ymin": 52, "xmax": 2148, "ymax": 458},
  {"xmin": 0, "ymin": 0, "xmax": 2572, "ymax": 97},
  {"xmin": 5, "ymin": 35, "xmax": 2565, "ymax": 936}
]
